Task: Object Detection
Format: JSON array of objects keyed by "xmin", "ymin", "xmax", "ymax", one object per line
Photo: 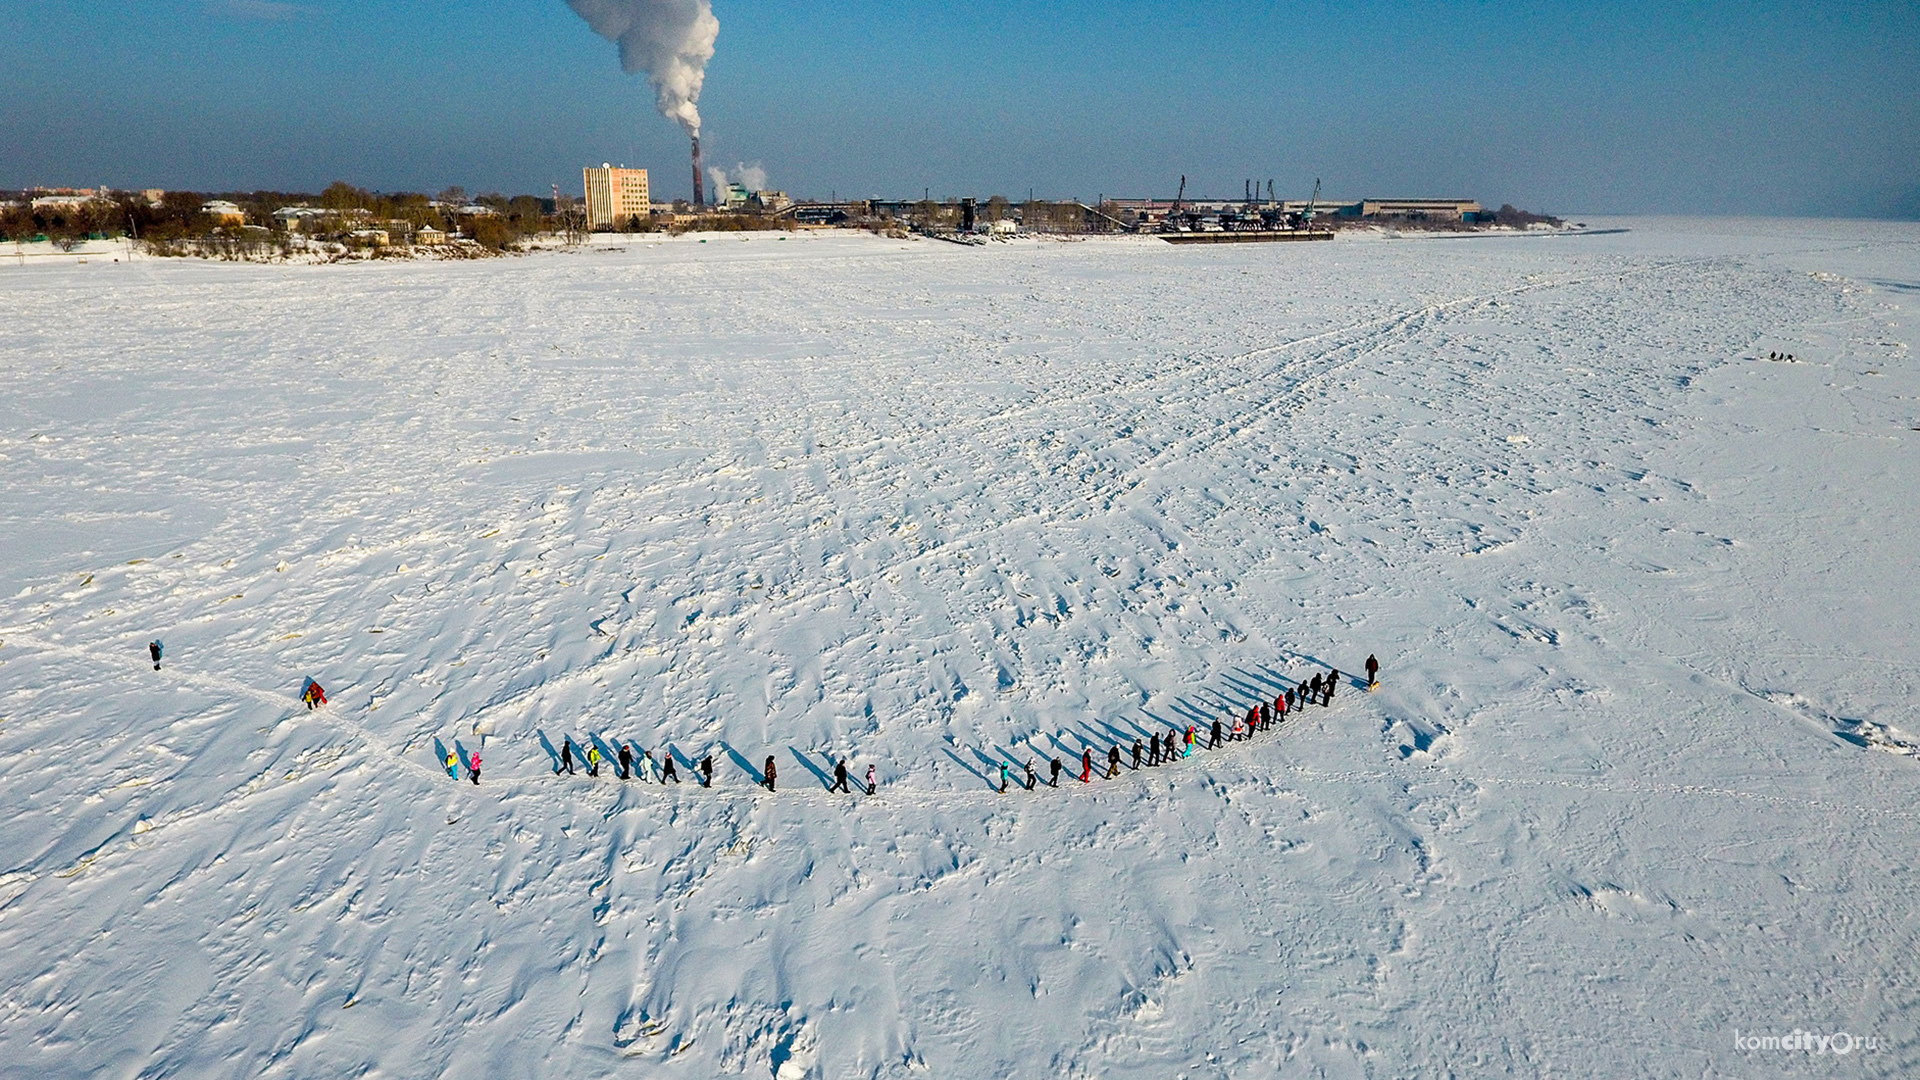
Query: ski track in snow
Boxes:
[{"xmin": 2, "ymin": 219, "xmax": 1918, "ymax": 1078}]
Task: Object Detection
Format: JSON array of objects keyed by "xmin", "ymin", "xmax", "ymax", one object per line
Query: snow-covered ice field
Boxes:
[{"xmin": 2, "ymin": 219, "xmax": 1917, "ymax": 1078}]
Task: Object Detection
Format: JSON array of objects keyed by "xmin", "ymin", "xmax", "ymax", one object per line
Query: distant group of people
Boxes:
[
  {"xmin": 1767, "ymin": 351, "xmax": 1798, "ymax": 362},
  {"xmin": 998, "ymin": 655, "xmax": 1379, "ymax": 792},
  {"xmin": 155, "ymin": 635, "xmax": 1376, "ymax": 796},
  {"xmin": 552, "ymin": 737, "xmax": 715, "ymax": 787},
  {"xmin": 444, "ymin": 748, "xmax": 481, "ymax": 785},
  {"xmin": 542, "ymin": 738, "xmax": 878, "ymax": 796}
]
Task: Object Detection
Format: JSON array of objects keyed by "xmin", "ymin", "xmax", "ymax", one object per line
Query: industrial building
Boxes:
[
  {"xmin": 582, "ymin": 164, "xmax": 650, "ymax": 229},
  {"xmin": 1353, "ymin": 199, "xmax": 1484, "ymax": 221}
]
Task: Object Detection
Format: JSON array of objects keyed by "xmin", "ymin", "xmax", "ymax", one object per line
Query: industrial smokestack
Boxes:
[{"xmin": 691, "ymin": 135, "xmax": 705, "ymax": 205}]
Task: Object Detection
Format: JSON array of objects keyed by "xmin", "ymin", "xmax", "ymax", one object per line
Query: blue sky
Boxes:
[{"xmin": 4, "ymin": 1, "xmax": 1915, "ymax": 215}]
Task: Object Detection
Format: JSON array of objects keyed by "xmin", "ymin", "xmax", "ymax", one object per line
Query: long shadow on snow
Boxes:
[
  {"xmin": 1233, "ymin": 665, "xmax": 1291, "ymax": 694},
  {"xmin": 1220, "ymin": 671, "xmax": 1275, "ymax": 704},
  {"xmin": 432, "ymin": 737, "xmax": 455, "ymax": 778},
  {"xmin": 788, "ymin": 747, "xmax": 832, "ymax": 790},
  {"xmin": 536, "ymin": 730, "xmax": 562, "ymax": 771},
  {"xmin": 720, "ymin": 741, "xmax": 763, "ymax": 785},
  {"xmin": 667, "ymin": 744, "xmax": 703, "ymax": 777},
  {"xmin": 942, "ymin": 747, "xmax": 992, "ymax": 790}
]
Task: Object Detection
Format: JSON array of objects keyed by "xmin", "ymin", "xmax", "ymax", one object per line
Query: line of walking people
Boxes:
[
  {"xmin": 998, "ymin": 655, "xmax": 1379, "ymax": 792},
  {"xmin": 445, "ymin": 653, "xmax": 1380, "ymax": 793},
  {"xmin": 550, "ymin": 737, "xmax": 716, "ymax": 787},
  {"xmin": 541, "ymin": 736, "xmax": 879, "ymax": 797}
]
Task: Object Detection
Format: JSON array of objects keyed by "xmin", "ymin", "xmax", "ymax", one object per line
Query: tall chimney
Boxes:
[{"xmin": 690, "ymin": 135, "xmax": 705, "ymax": 206}]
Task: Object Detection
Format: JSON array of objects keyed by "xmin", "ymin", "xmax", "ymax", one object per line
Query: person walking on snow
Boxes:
[
  {"xmin": 1185, "ymin": 725, "xmax": 1196, "ymax": 756},
  {"xmin": 1132, "ymin": 739, "xmax": 1143, "ymax": 770},
  {"xmin": 764, "ymin": 756, "xmax": 777, "ymax": 791},
  {"xmin": 445, "ymin": 750, "xmax": 459, "ymax": 778},
  {"xmin": 1049, "ymin": 758, "xmax": 1062, "ymax": 787},
  {"xmin": 833, "ymin": 759, "xmax": 850, "ymax": 793},
  {"xmin": 586, "ymin": 744, "xmax": 600, "ymax": 777},
  {"xmin": 642, "ymin": 748, "xmax": 657, "ymax": 783},
  {"xmin": 1081, "ymin": 748, "xmax": 1093, "ymax": 783},
  {"xmin": 702, "ymin": 755, "xmax": 714, "ymax": 787},
  {"xmin": 1106, "ymin": 746, "xmax": 1121, "ymax": 779},
  {"xmin": 618, "ymin": 743, "xmax": 632, "ymax": 780},
  {"xmin": 559, "ymin": 740, "xmax": 573, "ymax": 775},
  {"xmin": 1260, "ymin": 702, "xmax": 1271, "ymax": 731},
  {"xmin": 149, "ymin": 641, "xmax": 162, "ymax": 670},
  {"xmin": 1325, "ymin": 669, "xmax": 1339, "ymax": 706},
  {"xmin": 1025, "ymin": 760, "xmax": 1036, "ymax": 790},
  {"xmin": 468, "ymin": 750, "xmax": 481, "ymax": 785},
  {"xmin": 662, "ymin": 755, "xmax": 679, "ymax": 783},
  {"xmin": 1211, "ymin": 719, "xmax": 1224, "ymax": 748},
  {"xmin": 1275, "ymin": 692, "xmax": 1287, "ymax": 724},
  {"xmin": 866, "ymin": 763, "xmax": 876, "ymax": 795},
  {"xmin": 302, "ymin": 681, "xmax": 327, "ymax": 710},
  {"xmin": 1366, "ymin": 653, "xmax": 1379, "ymax": 690},
  {"xmin": 1308, "ymin": 673, "xmax": 1322, "ymax": 704},
  {"xmin": 999, "ymin": 761, "xmax": 1010, "ymax": 793}
]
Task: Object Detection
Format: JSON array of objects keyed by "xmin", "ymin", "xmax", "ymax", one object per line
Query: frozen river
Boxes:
[{"xmin": 2, "ymin": 219, "xmax": 1916, "ymax": 1078}]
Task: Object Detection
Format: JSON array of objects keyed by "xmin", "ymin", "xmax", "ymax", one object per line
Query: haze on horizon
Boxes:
[{"xmin": 2, "ymin": 0, "xmax": 1915, "ymax": 217}]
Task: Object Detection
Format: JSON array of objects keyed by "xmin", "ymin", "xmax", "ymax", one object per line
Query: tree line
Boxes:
[{"xmin": 1, "ymin": 182, "xmax": 563, "ymax": 251}]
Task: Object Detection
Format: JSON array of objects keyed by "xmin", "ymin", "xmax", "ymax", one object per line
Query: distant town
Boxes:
[{"xmin": 2, "ymin": 167, "xmax": 1564, "ymax": 260}]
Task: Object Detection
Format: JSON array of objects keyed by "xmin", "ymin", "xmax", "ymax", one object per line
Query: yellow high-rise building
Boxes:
[{"xmin": 583, "ymin": 164, "xmax": 650, "ymax": 229}]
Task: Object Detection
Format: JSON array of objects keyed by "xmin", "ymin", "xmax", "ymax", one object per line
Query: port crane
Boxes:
[{"xmin": 1291, "ymin": 178, "xmax": 1321, "ymax": 230}]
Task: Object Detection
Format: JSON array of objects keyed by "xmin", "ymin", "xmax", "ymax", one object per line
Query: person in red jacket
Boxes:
[
  {"xmin": 1081, "ymin": 748, "xmax": 1092, "ymax": 783},
  {"xmin": 302, "ymin": 680, "xmax": 327, "ymax": 710}
]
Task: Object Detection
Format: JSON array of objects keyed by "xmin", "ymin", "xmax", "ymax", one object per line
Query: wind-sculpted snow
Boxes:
[{"xmin": 1, "ymin": 221, "xmax": 1917, "ymax": 1078}]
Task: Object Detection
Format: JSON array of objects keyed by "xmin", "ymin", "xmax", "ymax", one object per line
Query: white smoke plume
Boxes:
[
  {"xmin": 707, "ymin": 162, "xmax": 769, "ymax": 195},
  {"xmin": 566, "ymin": 0, "xmax": 719, "ymax": 136},
  {"xmin": 732, "ymin": 162, "xmax": 768, "ymax": 190}
]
